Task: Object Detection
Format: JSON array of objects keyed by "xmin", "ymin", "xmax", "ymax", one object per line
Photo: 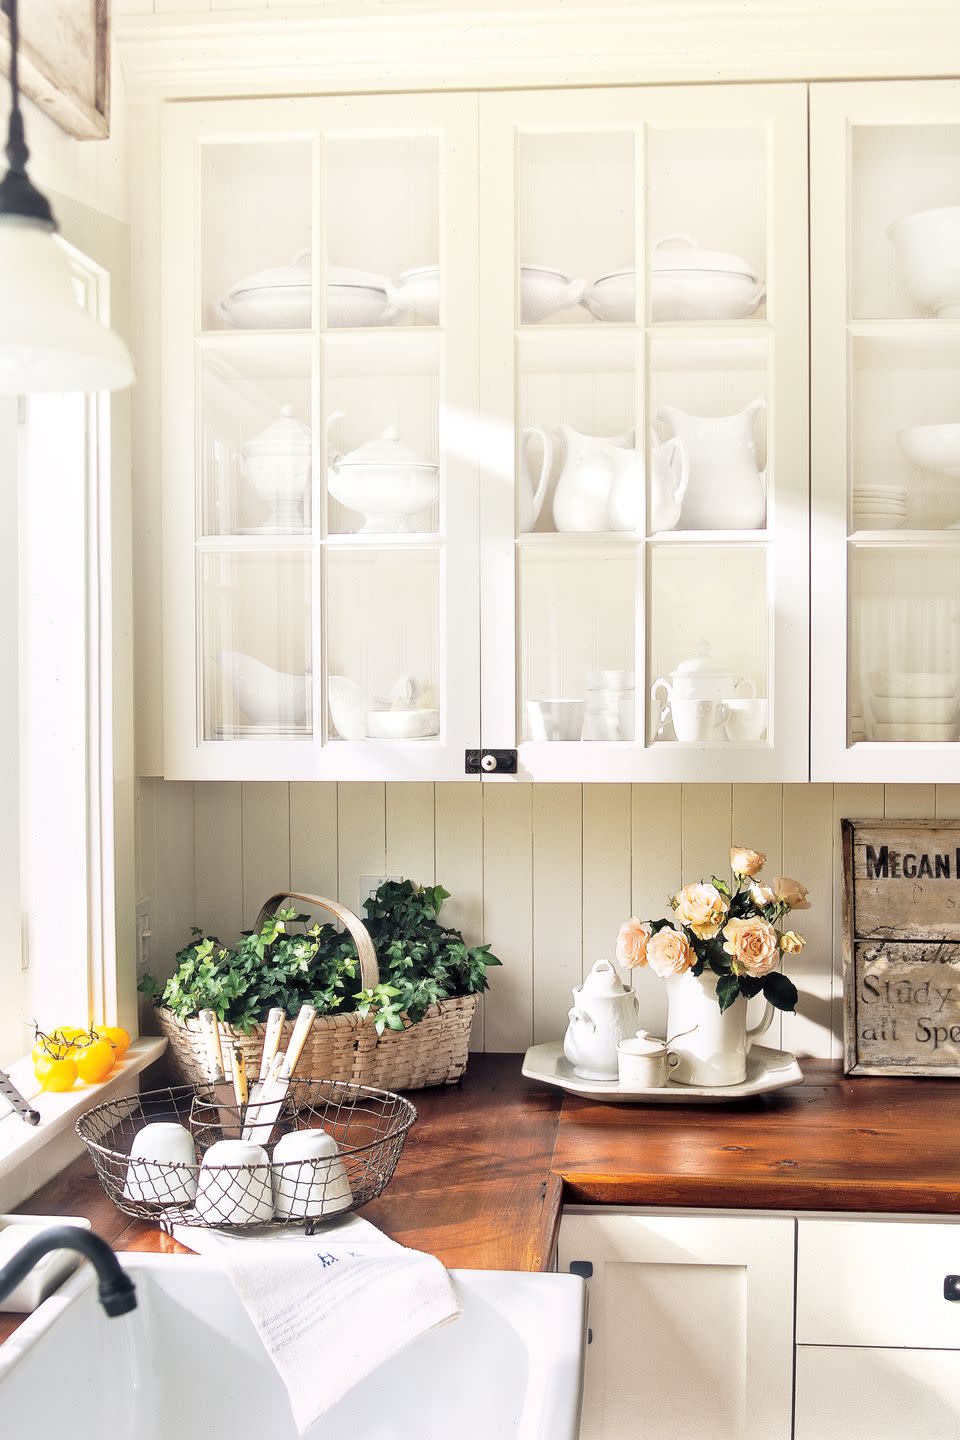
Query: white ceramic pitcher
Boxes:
[
  {"xmin": 657, "ymin": 398, "xmax": 766, "ymax": 530},
  {"xmin": 552, "ymin": 425, "xmax": 636, "ymax": 532},
  {"xmin": 665, "ymin": 969, "xmax": 774, "ymax": 1085},
  {"xmin": 518, "ymin": 426, "xmax": 555, "ymax": 533},
  {"xmin": 562, "ymin": 959, "xmax": 640, "ymax": 1079}
]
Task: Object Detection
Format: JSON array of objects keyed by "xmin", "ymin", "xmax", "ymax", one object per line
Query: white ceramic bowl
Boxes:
[
  {"xmin": 650, "ymin": 268, "xmax": 765, "ymax": 322},
  {"xmin": 898, "ymin": 423, "xmax": 960, "ymax": 478},
  {"xmin": 853, "ymin": 510, "xmax": 906, "ymax": 529},
  {"xmin": 387, "ymin": 264, "xmax": 440, "ymax": 325},
  {"xmin": 365, "ymin": 708, "xmax": 440, "ymax": 739},
  {"xmin": 326, "ymin": 282, "xmax": 390, "ymax": 328},
  {"xmin": 888, "ymin": 206, "xmax": 960, "ymax": 316},
  {"xmin": 272, "ymin": 1128, "xmax": 353, "ymax": 1220},
  {"xmin": 124, "ymin": 1122, "xmax": 198, "ymax": 1208},
  {"xmin": 520, "ymin": 265, "xmax": 585, "ymax": 324},
  {"xmin": 195, "ymin": 1140, "xmax": 275, "ymax": 1226},
  {"xmin": 869, "ymin": 693, "xmax": 959, "ymax": 724},
  {"xmin": 869, "ymin": 669, "xmax": 959, "ymax": 699},
  {"xmin": 328, "ymin": 675, "xmax": 367, "ymax": 741},
  {"xmin": 526, "ymin": 699, "xmax": 585, "ymax": 742},
  {"xmin": 218, "ymin": 285, "xmax": 311, "ymax": 329},
  {"xmin": 584, "ymin": 270, "xmax": 636, "ymax": 323},
  {"xmin": 867, "ymin": 720, "xmax": 959, "ymax": 743}
]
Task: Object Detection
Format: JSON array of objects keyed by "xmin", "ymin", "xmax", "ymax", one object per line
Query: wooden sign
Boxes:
[
  {"xmin": 0, "ymin": 0, "xmax": 110, "ymax": 141},
  {"xmin": 843, "ymin": 819, "xmax": 960, "ymax": 1076}
]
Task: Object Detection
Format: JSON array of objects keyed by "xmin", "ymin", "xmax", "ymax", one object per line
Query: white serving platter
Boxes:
[{"xmin": 522, "ymin": 1042, "xmax": 803, "ymax": 1104}]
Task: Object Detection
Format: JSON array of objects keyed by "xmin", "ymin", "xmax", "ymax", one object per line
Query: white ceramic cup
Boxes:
[
  {"xmin": 617, "ymin": 1032, "xmax": 681, "ymax": 1090},
  {"xmin": 124, "ymin": 1122, "xmax": 198, "ymax": 1207},
  {"xmin": 526, "ymin": 698, "xmax": 585, "ymax": 741},
  {"xmin": 670, "ymin": 698, "xmax": 729, "ymax": 742},
  {"xmin": 724, "ymin": 697, "xmax": 767, "ymax": 743},
  {"xmin": 272, "ymin": 1128, "xmax": 353, "ymax": 1221},
  {"xmin": 195, "ymin": 1139, "xmax": 275, "ymax": 1225}
]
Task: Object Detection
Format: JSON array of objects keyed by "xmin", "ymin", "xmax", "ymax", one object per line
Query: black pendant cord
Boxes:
[{"xmin": 0, "ymin": 0, "xmax": 56, "ymax": 227}]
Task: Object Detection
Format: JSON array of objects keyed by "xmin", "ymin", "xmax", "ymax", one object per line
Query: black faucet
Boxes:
[{"xmin": 0, "ymin": 1225, "xmax": 137, "ymax": 1317}]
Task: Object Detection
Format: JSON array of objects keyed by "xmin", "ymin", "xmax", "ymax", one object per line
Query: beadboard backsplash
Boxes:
[{"xmin": 136, "ymin": 779, "xmax": 960, "ymax": 1059}]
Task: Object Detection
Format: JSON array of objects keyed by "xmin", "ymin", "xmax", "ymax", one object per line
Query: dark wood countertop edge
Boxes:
[{"xmin": 554, "ymin": 1170, "xmax": 960, "ymax": 1214}]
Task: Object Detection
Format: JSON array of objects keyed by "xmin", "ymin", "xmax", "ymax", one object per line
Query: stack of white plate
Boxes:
[
  {"xmin": 852, "ymin": 484, "xmax": 907, "ymax": 530},
  {"xmin": 865, "ymin": 670, "xmax": 960, "ymax": 741}
]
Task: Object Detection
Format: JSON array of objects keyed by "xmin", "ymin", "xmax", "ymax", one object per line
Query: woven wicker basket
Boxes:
[{"xmin": 155, "ymin": 891, "xmax": 478, "ymax": 1092}]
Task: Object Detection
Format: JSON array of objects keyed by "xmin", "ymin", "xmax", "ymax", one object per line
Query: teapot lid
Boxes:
[
  {"xmin": 673, "ymin": 643, "xmax": 734, "ymax": 681},
  {"xmin": 652, "ymin": 235, "xmax": 758, "ymax": 281},
  {"xmin": 243, "ymin": 404, "xmax": 311, "ymax": 458},
  {"xmin": 580, "ymin": 959, "xmax": 631, "ymax": 999},
  {"xmin": 337, "ymin": 426, "xmax": 436, "ymax": 471}
]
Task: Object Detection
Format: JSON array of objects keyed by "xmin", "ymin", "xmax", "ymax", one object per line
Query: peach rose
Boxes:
[
  {"xmin": 730, "ymin": 846, "xmax": 766, "ymax": 878},
  {"xmin": 722, "ymin": 915, "xmax": 780, "ymax": 977},
  {"xmin": 780, "ymin": 930, "xmax": 806, "ymax": 955},
  {"xmin": 673, "ymin": 881, "xmax": 729, "ymax": 940},
  {"xmin": 748, "ymin": 882, "xmax": 776, "ymax": 908},
  {"xmin": 616, "ymin": 918, "xmax": 652, "ymax": 969},
  {"xmin": 773, "ymin": 876, "xmax": 810, "ymax": 910},
  {"xmin": 646, "ymin": 926, "xmax": 695, "ymax": 979}
]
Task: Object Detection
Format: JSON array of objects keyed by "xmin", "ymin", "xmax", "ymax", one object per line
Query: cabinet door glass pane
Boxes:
[
  {"xmin": 849, "ymin": 545, "xmax": 960, "ymax": 744},
  {"xmin": 201, "ymin": 551, "xmax": 312, "ymax": 740},
  {"xmin": 648, "ymin": 544, "xmax": 769, "ymax": 745},
  {"xmin": 201, "ymin": 140, "xmax": 312, "ymax": 333},
  {"xmin": 325, "ymin": 135, "xmax": 439, "ymax": 329},
  {"xmin": 646, "ymin": 126, "xmax": 767, "ymax": 325},
  {"xmin": 325, "ymin": 548, "xmax": 440, "ymax": 741},
  {"xmin": 200, "ymin": 336, "xmax": 313, "ymax": 537},
  {"xmin": 518, "ymin": 132, "xmax": 635, "ymax": 326}
]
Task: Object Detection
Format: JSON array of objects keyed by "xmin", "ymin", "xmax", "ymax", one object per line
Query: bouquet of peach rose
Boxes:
[{"xmin": 617, "ymin": 846, "xmax": 808, "ymax": 1014}]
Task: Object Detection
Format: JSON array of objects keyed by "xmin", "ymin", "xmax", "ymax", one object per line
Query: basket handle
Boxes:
[{"xmin": 254, "ymin": 892, "xmax": 380, "ymax": 992}]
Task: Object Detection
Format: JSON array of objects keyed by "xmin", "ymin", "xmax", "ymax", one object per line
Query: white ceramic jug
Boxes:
[
  {"xmin": 665, "ymin": 969, "xmax": 773, "ymax": 1085},
  {"xmin": 657, "ymin": 398, "xmax": 766, "ymax": 530},
  {"xmin": 552, "ymin": 425, "xmax": 635, "ymax": 533},
  {"xmin": 648, "ymin": 433, "xmax": 690, "ymax": 532},
  {"xmin": 518, "ymin": 426, "xmax": 554, "ymax": 533},
  {"xmin": 562, "ymin": 959, "xmax": 640, "ymax": 1080}
]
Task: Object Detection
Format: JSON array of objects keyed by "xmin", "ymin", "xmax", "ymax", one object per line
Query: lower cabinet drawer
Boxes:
[
  {"xmin": 795, "ymin": 1345, "xmax": 960, "ymax": 1439},
  {"xmin": 797, "ymin": 1217, "xmax": 960, "ymax": 1347}
]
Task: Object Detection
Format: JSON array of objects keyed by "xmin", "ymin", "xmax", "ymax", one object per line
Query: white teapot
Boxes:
[
  {"xmin": 562, "ymin": 960, "xmax": 640, "ymax": 1080},
  {"xmin": 657, "ymin": 398, "xmax": 766, "ymax": 530},
  {"xmin": 651, "ymin": 646, "xmax": 756, "ymax": 742}
]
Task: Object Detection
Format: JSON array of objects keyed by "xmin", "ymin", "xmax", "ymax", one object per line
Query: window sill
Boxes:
[{"xmin": 0, "ymin": 1038, "xmax": 167, "ymax": 1212}]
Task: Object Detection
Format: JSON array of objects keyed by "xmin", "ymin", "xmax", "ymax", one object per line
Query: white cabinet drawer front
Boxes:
[
  {"xmin": 798, "ymin": 1217, "xmax": 960, "ymax": 1347},
  {"xmin": 795, "ymin": 1345, "xmax": 960, "ymax": 1440}
]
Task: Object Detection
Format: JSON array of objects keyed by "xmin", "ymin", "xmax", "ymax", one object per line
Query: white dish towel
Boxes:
[{"xmin": 173, "ymin": 1214, "xmax": 461, "ymax": 1435}]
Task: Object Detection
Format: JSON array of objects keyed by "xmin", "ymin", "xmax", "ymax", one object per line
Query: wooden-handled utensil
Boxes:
[
  {"xmin": 229, "ymin": 1045, "xmax": 248, "ymax": 1109},
  {"xmin": 257, "ymin": 1007, "xmax": 286, "ymax": 1082},
  {"xmin": 198, "ymin": 1009, "xmax": 240, "ymax": 1137},
  {"xmin": 242, "ymin": 1004, "xmax": 315, "ymax": 1143}
]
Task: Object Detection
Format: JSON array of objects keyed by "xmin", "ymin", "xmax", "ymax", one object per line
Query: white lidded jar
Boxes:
[{"xmin": 240, "ymin": 404, "xmax": 311, "ymax": 533}]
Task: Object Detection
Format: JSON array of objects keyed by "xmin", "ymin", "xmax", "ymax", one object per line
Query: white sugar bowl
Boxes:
[
  {"xmin": 563, "ymin": 959, "xmax": 639, "ymax": 1080},
  {"xmin": 240, "ymin": 405, "xmax": 311, "ymax": 533},
  {"xmin": 273, "ymin": 1128, "xmax": 353, "ymax": 1220}
]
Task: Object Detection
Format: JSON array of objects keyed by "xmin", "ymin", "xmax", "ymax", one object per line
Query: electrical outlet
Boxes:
[
  {"xmin": 136, "ymin": 902, "xmax": 152, "ymax": 978},
  {"xmin": 358, "ymin": 874, "xmax": 402, "ymax": 912}
]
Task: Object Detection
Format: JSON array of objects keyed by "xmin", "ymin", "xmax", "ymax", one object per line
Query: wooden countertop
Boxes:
[{"xmin": 4, "ymin": 1054, "xmax": 960, "ymax": 1342}]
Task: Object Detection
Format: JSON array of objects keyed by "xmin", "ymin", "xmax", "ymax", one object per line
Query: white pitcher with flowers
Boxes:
[{"xmin": 616, "ymin": 847, "xmax": 809, "ymax": 1085}]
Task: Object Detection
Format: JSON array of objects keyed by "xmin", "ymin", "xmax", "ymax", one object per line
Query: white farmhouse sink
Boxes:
[{"xmin": 0, "ymin": 1255, "xmax": 586, "ymax": 1439}]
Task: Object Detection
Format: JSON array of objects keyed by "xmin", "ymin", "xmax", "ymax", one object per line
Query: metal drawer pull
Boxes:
[{"xmin": 943, "ymin": 1274, "xmax": 960, "ymax": 1301}]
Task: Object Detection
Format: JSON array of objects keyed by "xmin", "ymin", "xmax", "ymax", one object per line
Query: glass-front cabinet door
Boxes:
[
  {"xmin": 162, "ymin": 95, "xmax": 479, "ymax": 779},
  {"xmin": 811, "ymin": 81, "xmax": 960, "ymax": 781},
  {"xmin": 479, "ymin": 84, "xmax": 809, "ymax": 781}
]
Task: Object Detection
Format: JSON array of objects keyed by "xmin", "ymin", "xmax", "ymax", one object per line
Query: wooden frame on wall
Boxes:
[{"xmin": 0, "ymin": 0, "xmax": 109, "ymax": 141}]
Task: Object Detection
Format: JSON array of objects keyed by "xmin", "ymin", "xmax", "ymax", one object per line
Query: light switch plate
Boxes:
[{"xmin": 358, "ymin": 874, "xmax": 403, "ymax": 912}]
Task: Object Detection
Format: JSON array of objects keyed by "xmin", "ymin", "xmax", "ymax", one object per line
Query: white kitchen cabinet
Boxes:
[
  {"xmin": 795, "ymin": 1347, "xmax": 960, "ymax": 1440},
  {"xmin": 159, "ymin": 84, "xmax": 809, "ymax": 782},
  {"xmin": 558, "ymin": 1208, "xmax": 795, "ymax": 1440},
  {"xmin": 161, "ymin": 94, "xmax": 480, "ymax": 780},
  {"xmin": 811, "ymin": 80, "xmax": 960, "ymax": 781}
]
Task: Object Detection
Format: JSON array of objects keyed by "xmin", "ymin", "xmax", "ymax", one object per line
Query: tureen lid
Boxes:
[
  {"xmin": 672, "ymin": 643, "xmax": 735, "ymax": 681},
  {"xmin": 652, "ymin": 235, "xmax": 757, "ymax": 281},
  {"xmin": 336, "ymin": 426, "xmax": 436, "ymax": 470},
  {"xmin": 228, "ymin": 251, "xmax": 311, "ymax": 298},
  {"xmin": 579, "ymin": 959, "xmax": 631, "ymax": 1000},
  {"xmin": 328, "ymin": 263, "xmax": 390, "ymax": 293},
  {"xmin": 242, "ymin": 405, "xmax": 311, "ymax": 458}
]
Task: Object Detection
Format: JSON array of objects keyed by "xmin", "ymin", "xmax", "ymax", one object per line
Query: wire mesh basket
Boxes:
[{"xmin": 76, "ymin": 1081, "xmax": 417, "ymax": 1234}]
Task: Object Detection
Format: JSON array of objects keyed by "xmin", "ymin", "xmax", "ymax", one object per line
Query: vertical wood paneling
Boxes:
[
  {"xmin": 289, "ymin": 783, "xmax": 339, "ymax": 901},
  {"xmin": 732, "ymin": 784, "xmax": 785, "ymax": 1046},
  {"xmin": 681, "ymin": 783, "xmax": 732, "ymax": 882},
  {"xmin": 885, "ymin": 783, "xmax": 937, "ymax": 818},
  {"xmin": 151, "ymin": 780, "xmax": 195, "ymax": 977},
  {"xmin": 241, "ymin": 782, "xmax": 291, "ymax": 926},
  {"xmin": 435, "ymin": 784, "xmax": 485, "ymax": 1048},
  {"xmin": 482, "ymin": 785, "xmax": 533, "ymax": 1051},
  {"xmin": 936, "ymin": 784, "xmax": 960, "ymax": 818},
  {"xmin": 532, "ymin": 785, "xmax": 582, "ymax": 1044},
  {"xmin": 193, "ymin": 782, "xmax": 242, "ymax": 942},
  {"xmin": 631, "ymin": 784, "xmax": 682, "ymax": 1036},
  {"xmin": 781, "ymin": 784, "xmax": 836, "ymax": 1058},
  {"xmin": 385, "ymin": 783, "xmax": 436, "ymax": 885},
  {"xmin": 582, "ymin": 784, "xmax": 632, "ymax": 978},
  {"xmin": 337, "ymin": 782, "xmax": 386, "ymax": 916}
]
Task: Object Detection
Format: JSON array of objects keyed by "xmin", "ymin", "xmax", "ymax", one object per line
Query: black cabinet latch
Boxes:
[
  {"xmin": 944, "ymin": 1274, "xmax": 960, "ymax": 1301},
  {"xmin": 465, "ymin": 749, "xmax": 518, "ymax": 775}
]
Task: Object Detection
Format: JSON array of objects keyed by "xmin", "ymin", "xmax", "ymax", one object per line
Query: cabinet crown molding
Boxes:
[{"xmin": 117, "ymin": 1, "xmax": 960, "ymax": 99}]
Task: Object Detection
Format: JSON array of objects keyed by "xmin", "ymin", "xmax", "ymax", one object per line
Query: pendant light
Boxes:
[{"xmin": 0, "ymin": 0, "xmax": 133, "ymax": 392}]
